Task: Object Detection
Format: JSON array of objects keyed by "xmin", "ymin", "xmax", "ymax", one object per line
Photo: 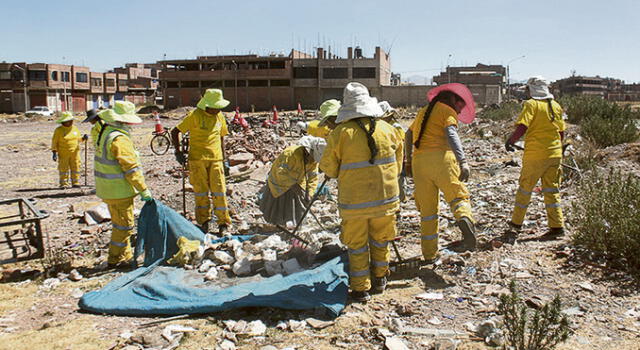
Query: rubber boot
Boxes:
[{"xmin": 457, "ymin": 217, "xmax": 476, "ymax": 251}]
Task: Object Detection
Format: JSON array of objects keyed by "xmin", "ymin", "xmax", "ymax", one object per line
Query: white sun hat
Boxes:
[
  {"xmin": 527, "ymin": 76, "xmax": 554, "ymax": 100},
  {"xmin": 298, "ymin": 135, "xmax": 327, "ymax": 163},
  {"xmin": 335, "ymin": 82, "xmax": 384, "ymax": 124}
]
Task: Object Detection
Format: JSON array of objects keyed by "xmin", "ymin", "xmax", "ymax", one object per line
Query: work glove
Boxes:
[
  {"xmin": 52, "ymin": 152, "xmax": 58, "ymax": 161},
  {"xmin": 139, "ymin": 189, "xmax": 153, "ymax": 201},
  {"xmin": 82, "ymin": 134, "xmax": 89, "ymax": 141},
  {"xmin": 223, "ymin": 160, "xmax": 230, "ymax": 177},
  {"xmin": 175, "ymin": 151, "xmax": 186, "ymax": 165},
  {"xmin": 459, "ymin": 162, "xmax": 470, "ymax": 182},
  {"xmin": 505, "ymin": 140, "xmax": 516, "ymax": 152}
]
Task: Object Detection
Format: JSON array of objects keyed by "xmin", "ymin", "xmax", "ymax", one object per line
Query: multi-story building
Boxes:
[
  {"xmin": 159, "ymin": 46, "xmax": 433, "ymax": 110},
  {"xmin": 432, "ymin": 64, "xmax": 506, "ymax": 105},
  {"xmin": 114, "ymin": 63, "xmax": 161, "ymax": 105},
  {"xmin": 0, "ymin": 62, "xmax": 134, "ymax": 113},
  {"xmin": 554, "ymin": 76, "xmax": 607, "ymax": 98}
]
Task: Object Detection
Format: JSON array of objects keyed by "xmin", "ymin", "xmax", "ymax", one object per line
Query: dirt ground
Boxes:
[{"xmin": 0, "ymin": 113, "xmax": 639, "ymax": 350}]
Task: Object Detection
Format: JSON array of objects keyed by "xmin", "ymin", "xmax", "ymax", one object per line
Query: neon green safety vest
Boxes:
[{"xmin": 94, "ymin": 125, "xmax": 140, "ymax": 200}]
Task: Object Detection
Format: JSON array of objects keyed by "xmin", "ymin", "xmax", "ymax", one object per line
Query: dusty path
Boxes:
[{"xmin": 0, "ymin": 117, "xmax": 638, "ymax": 350}]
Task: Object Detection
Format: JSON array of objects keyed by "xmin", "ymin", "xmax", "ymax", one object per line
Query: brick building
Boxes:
[
  {"xmin": 0, "ymin": 62, "xmax": 137, "ymax": 113},
  {"xmin": 159, "ymin": 46, "xmax": 433, "ymax": 110},
  {"xmin": 432, "ymin": 64, "xmax": 506, "ymax": 105},
  {"xmin": 553, "ymin": 76, "xmax": 608, "ymax": 98}
]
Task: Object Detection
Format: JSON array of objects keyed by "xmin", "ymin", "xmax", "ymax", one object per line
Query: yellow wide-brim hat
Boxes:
[
  {"xmin": 197, "ymin": 89, "xmax": 230, "ymax": 110},
  {"xmin": 99, "ymin": 100, "xmax": 142, "ymax": 124},
  {"xmin": 318, "ymin": 99, "xmax": 341, "ymax": 126},
  {"xmin": 56, "ymin": 112, "xmax": 74, "ymax": 123}
]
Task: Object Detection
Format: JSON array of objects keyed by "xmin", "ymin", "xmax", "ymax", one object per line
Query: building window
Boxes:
[
  {"xmin": 181, "ymin": 81, "xmax": 199, "ymax": 88},
  {"xmin": 248, "ymin": 80, "xmax": 268, "ymax": 87},
  {"xmin": 106, "ymin": 79, "xmax": 116, "ymax": 87},
  {"xmin": 51, "ymin": 71, "xmax": 58, "ymax": 81},
  {"xmin": 223, "ymin": 80, "xmax": 247, "ymax": 87},
  {"xmin": 294, "ymin": 67, "xmax": 318, "ymax": 79},
  {"xmin": 352, "ymin": 67, "xmax": 376, "ymax": 79},
  {"xmin": 91, "ymin": 78, "xmax": 102, "ymax": 87},
  {"xmin": 0, "ymin": 71, "xmax": 11, "ymax": 80},
  {"xmin": 61, "ymin": 72, "xmax": 70, "ymax": 82},
  {"xmin": 323, "ymin": 68, "xmax": 348, "ymax": 79},
  {"xmin": 28, "ymin": 70, "xmax": 47, "ymax": 81},
  {"xmin": 166, "ymin": 81, "xmax": 179, "ymax": 88},
  {"xmin": 119, "ymin": 79, "xmax": 128, "ymax": 86},
  {"xmin": 270, "ymin": 79, "xmax": 290, "ymax": 87},
  {"xmin": 76, "ymin": 72, "xmax": 88, "ymax": 83},
  {"xmin": 270, "ymin": 61, "xmax": 286, "ymax": 69},
  {"xmin": 201, "ymin": 81, "xmax": 222, "ymax": 88}
]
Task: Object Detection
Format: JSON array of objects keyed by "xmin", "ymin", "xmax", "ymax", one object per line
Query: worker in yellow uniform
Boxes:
[
  {"xmin": 82, "ymin": 108, "xmax": 104, "ymax": 146},
  {"xmin": 94, "ymin": 101, "xmax": 152, "ymax": 268},
  {"xmin": 379, "ymin": 101, "xmax": 408, "ymax": 201},
  {"xmin": 259, "ymin": 135, "xmax": 327, "ymax": 226},
  {"xmin": 505, "ymin": 76, "xmax": 566, "ymax": 238},
  {"xmin": 405, "ymin": 83, "xmax": 477, "ymax": 262},
  {"xmin": 320, "ymin": 82, "xmax": 403, "ymax": 302},
  {"xmin": 171, "ymin": 89, "xmax": 232, "ymax": 234},
  {"xmin": 51, "ymin": 112, "xmax": 84, "ymax": 188},
  {"xmin": 317, "ymin": 99, "xmax": 341, "ymax": 131}
]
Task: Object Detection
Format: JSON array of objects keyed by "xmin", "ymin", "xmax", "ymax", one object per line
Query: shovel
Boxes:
[{"xmin": 389, "ymin": 237, "xmax": 431, "ymax": 276}]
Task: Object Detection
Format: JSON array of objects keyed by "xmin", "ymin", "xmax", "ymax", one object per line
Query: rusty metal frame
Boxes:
[{"xmin": 0, "ymin": 198, "xmax": 49, "ymax": 265}]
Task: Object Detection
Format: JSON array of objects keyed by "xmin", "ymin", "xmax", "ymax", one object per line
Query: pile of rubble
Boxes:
[
  {"xmin": 177, "ymin": 231, "xmax": 343, "ymax": 282},
  {"xmin": 225, "ymin": 128, "xmax": 288, "ymax": 176}
]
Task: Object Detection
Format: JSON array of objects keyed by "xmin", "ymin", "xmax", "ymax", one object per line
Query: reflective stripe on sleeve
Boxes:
[
  {"xmin": 124, "ymin": 167, "xmax": 140, "ymax": 175},
  {"xmin": 194, "ymin": 192, "xmax": 208, "ymax": 197},
  {"xmin": 339, "ymin": 156, "xmax": 396, "ymax": 171}
]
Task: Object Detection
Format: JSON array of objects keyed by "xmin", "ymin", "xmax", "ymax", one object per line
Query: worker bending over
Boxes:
[
  {"xmin": 320, "ymin": 82, "xmax": 403, "ymax": 302},
  {"xmin": 94, "ymin": 101, "xmax": 152, "ymax": 268},
  {"xmin": 505, "ymin": 76, "xmax": 566, "ymax": 238},
  {"xmin": 51, "ymin": 112, "xmax": 85, "ymax": 188},
  {"xmin": 259, "ymin": 135, "xmax": 327, "ymax": 226},
  {"xmin": 405, "ymin": 83, "xmax": 477, "ymax": 262},
  {"xmin": 172, "ymin": 89, "xmax": 232, "ymax": 234}
]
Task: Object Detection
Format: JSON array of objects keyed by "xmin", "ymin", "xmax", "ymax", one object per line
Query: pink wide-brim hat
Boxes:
[{"xmin": 427, "ymin": 83, "xmax": 476, "ymax": 124}]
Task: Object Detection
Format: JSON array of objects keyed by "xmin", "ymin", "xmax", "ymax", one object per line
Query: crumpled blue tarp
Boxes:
[{"xmin": 79, "ymin": 199, "xmax": 349, "ymax": 317}]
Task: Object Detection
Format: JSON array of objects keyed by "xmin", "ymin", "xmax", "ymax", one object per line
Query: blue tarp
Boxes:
[{"xmin": 79, "ymin": 199, "xmax": 349, "ymax": 317}]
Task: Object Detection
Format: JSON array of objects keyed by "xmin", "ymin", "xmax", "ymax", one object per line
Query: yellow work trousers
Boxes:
[
  {"xmin": 189, "ymin": 160, "xmax": 232, "ymax": 226},
  {"xmin": 104, "ymin": 196, "xmax": 135, "ymax": 264},
  {"xmin": 58, "ymin": 149, "xmax": 81, "ymax": 186},
  {"xmin": 340, "ymin": 215, "xmax": 396, "ymax": 292},
  {"xmin": 413, "ymin": 150, "xmax": 473, "ymax": 260},
  {"xmin": 511, "ymin": 157, "xmax": 564, "ymax": 228}
]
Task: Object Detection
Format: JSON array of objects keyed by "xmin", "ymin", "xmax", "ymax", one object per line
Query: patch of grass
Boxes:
[
  {"xmin": 559, "ymin": 95, "xmax": 639, "ymax": 148},
  {"xmin": 479, "ymin": 101, "xmax": 522, "ymax": 121},
  {"xmin": 571, "ymin": 169, "xmax": 640, "ymax": 275},
  {"xmin": 498, "ymin": 281, "xmax": 572, "ymax": 350}
]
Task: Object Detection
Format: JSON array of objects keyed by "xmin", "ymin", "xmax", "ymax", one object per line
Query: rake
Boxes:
[{"xmin": 389, "ymin": 237, "xmax": 430, "ymax": 276}]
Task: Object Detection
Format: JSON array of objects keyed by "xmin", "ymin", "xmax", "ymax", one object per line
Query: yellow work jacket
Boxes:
[
  {"xmin": 411, "ymin": 102, "xmax": 458, "ymax": 154},
  {"xmin": 51, "ymin": 125, "xmax": 82, "ymax": 153},
  {"xmin": 90, "ymin": 120, "xmax": 104, "ymax": 147},
  {"xmin": 320, "ymin": 118, "xmax": 403, "ymax": 219},
  {"xmin": 267, "ymin": 145, "xmax": 319, "ymax": 198},
  {"xmin": 516, "ymin": 99, "xmax": 565, "ymax": 160},
  {"xmin": 307, "ymin": 120, "xmax": 332, "ymax": 139},
  {"xmin": 176, "ymin": 108, "xmax": 228, "ymax": 161},
  {"xmin": 94, "ymin": 125, "xmax": 147, "ymax": 200}
]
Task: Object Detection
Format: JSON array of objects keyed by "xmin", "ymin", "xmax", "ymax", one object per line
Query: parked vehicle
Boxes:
[{"xmin": 25, "ymin": 106, "xmax": 53, "ymax": 117}]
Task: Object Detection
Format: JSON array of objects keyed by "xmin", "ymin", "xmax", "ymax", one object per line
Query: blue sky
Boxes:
[{"xmin": 1, "ymin": 0, "xmax": 638, "ymax": 83}]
